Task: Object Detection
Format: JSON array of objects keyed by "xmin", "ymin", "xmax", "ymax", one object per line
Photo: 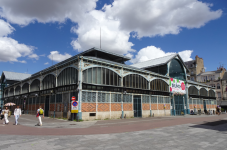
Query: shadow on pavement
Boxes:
[{"xmin": 190, "ymin": 119, "xmax": 227, "ymax": 133}]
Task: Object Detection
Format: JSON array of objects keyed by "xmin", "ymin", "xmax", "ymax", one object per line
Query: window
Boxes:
[
  {"xmin": 217, "ymin": 92, "xmax": 221, "ymax": 99},
  {"xmin": 82, "ymin": 91, "xmax": 96, "ymax": 102},
  {"xmin": 200, "ymin": 88, "xmax": 207, "ymax": 96},
  {"xmin": 58, "ymin": 67, "xmax": 78, "ymax": 87},
  {"xmin": 111, "ymin": 94, "xmax": 122, "ymax": 103},
  {"xmin": 123, "ymin": 74, "xmax": 149, "ymax": 89},
  {"xmin": 150, "ymin": 79, "xmax": 169, "ymax": 92},
  {"xmin": 123, "ymin": 94, "xmax": 132, "ymax": 103},
  {"xmin": 188, "ymin": 86, "xmax": 198, "ymax": 95},
  {"xmin": 83, "ymin": 67, "xmax": 120, "ymax": 86},
  {"xmin": 169, "ymin": 59, "xmax": 186, "ymax": 80},
  {"xmin": 22, "ymin": 83, "xmax": 29, "ymax": 94},
  {"xmin": 142, "ymin": 95, "xmax": 150, "ymax": 103},
  {"xmin": 42, "ymin": 74, "xmax": 56, "ymax": 90},
  {"xmin": 98, "ymin": 92, "xmax": 110, "ymax": 103},
  {"xmin": 217, "ymin": 83, "xmax": 220, "ymax": 89},
  {"xmin": 190, "ymin": 77, "xmax": 194, "ymax": 81},
  {"xmin": 56, "ymin": 94, "xmax": 62, "ymax": 103},
  {"xmin": 30, "ymin": 79, "xmax": 40, "ymax": 92}
]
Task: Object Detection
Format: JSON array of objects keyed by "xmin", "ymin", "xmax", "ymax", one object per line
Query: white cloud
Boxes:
[
  {"xmin": 48, "ymin": 51, "xmax": 72, "ymax": 62},
  {"xmin": 104, "ymin": 0, "xmax": 222, "ymax": 37},
  {"xmin": 0, "ymin": 19, "xmax": 14, "ymax": 36},
  {"xmin": 0, "ymin": 0, "xmax": 97, "ymax": 25},
  {"xmin": 130, "ymin": 45, "xmax": 193, "ymax": 64},
  {"xmin": 0, "ymin": 19, "xmax": 38, "ymax": 63},
  {"xmin": 71, "ymin": 10, "xmax": 134, "ymax": 55},
  {"xmin": 0, "ymin": 0, "xmax": 222, "ymax": 61},
  {"xmin": 44, "ymin": 62, "xmax": 49, "ymax": 65},
  {"xmin": 0, "ymin": 37, "xmax": 35, "ymax": 63},
  {"xmin": 28, "ymin": 53, "xmax": 39, "ymax": 60},
  {"xmin": 178, "ymin": 50, "xmax": 193, "ymax": 61}
]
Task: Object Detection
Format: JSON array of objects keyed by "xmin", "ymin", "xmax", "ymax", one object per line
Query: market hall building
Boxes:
[{"xmin": 1, "ymin": 47, "xmax": 217, "ymax": 120}]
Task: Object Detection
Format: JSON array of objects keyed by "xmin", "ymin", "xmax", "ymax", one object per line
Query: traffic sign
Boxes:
[
  {"xmin": 72, "ymin": 96, "xmax": 76, "ymax": 101},
  {"xmin": 72, "ymin": 101, "xmax": 78, "ymax": 107},
  {"xmin": 71, "ymin": 100, "xmax": 78, "ymax": 113}
]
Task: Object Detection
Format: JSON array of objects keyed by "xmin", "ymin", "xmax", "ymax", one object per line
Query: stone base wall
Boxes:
[{"xmin": 82, "ymin": 111, "xmax": 134, "ymax": 121}]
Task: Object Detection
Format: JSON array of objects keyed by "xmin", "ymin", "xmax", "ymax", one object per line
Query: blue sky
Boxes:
[{"xmin": 0, "ymin": 0, "xmax": 226, "ymax": 75}]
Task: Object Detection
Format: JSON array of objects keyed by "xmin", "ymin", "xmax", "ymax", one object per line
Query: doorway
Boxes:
[
  {"xmin": 133, "ymin": 95, "xmax": 142, "ymax": 117},
  {"xmin": 203, "ymin": 100, "xmax": 207, "ymax": 112},
  {"xmin": 44, "ymin": 95, "xmax": 49, "ymax": 117},
  {"xmin": 63, "ymin": 93, "xmax": 69, "ymax": 118},
  {"xmin": 174, "ymin": 95, "xmax": 185, "ymax": 115}
]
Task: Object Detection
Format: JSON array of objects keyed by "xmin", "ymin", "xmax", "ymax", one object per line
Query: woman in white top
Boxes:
[{"xmin": 3, "ymin": 107, "xmax": 10, "ymax": 124}]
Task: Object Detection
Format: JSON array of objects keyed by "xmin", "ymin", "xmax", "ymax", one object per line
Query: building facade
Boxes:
[
  {"xmin": 197, "ymin": 67, "xmax": 226, "ymax": 100},
  {"xmin": 184, "ymin": 55, "xmax": 205, "ymax": 81},
  {"xmin": 2, "ymin": 48, "xmax": 216, "ymax": 120}
]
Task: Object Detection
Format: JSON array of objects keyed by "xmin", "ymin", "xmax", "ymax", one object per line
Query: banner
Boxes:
[{"xmin": 169, "ymin": 78, "xmax": 186, "ymax": 95}]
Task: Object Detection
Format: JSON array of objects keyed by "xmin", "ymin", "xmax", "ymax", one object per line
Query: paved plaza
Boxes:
[{"xmin": 1, "ymin": 114, "xmax": 227, "ymax": 150}]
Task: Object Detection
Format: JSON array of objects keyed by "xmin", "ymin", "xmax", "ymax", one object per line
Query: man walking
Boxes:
[
  {"xmin": 14, "ymin": 106, "xmax": 21, "ymax": 125},
  {"xmin": 36, "ymin": 106, "xmax": 44, "ymax": 126}
]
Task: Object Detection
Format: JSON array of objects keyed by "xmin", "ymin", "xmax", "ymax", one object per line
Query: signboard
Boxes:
[
  {"xmin": 71, "ymin": 101, "xmax": 78, "ymax": 113},
  {"xmin": 72, "ymin": 96, "xmax": 76, "ymax": 101},
  {"xmin": 169, "ymin": 78, "xmax": 186, "ymax": 94}
]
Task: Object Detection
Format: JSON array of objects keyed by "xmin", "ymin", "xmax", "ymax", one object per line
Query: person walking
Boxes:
[
  {"xmin": 3, "ymin": 107, "xmax": 10, "ymax": 124},
  {"xmin": 14, "ymin": 106, "xmax": 21, "ymax": 125},
  {"xmin": 36, "ymin": 106, "xmax": 44, "ymax": 126}
]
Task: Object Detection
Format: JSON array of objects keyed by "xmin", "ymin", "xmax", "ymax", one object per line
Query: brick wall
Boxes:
[
  {"xmin": 158, "ymin": 104, "xmax": 165, "ymax": 110},
  {"xmin": 50, "ymin": 104, "xmax": 55, "ymax": 111},
  {"xmin": 82, "ymin": 103, "xmax": 96, "ymax": 112},
  {"xmin": 111, "ymin": 103, "xmax": 121, "ymax": 111},
  {"xmin": 151, "ymin": 104, "xmax": 157, "ymax": 110},
  {"xmin": 166, "ymin": 104, "xmax": 170, "ymax": 109},
  {"xmin": 142, "ymin": 104, "xmax": 150, "ymax": 110},
  {"xmin": 123, "ymin": 103, "xmax": 133, "ymax": 111},
  {"xmin": 98, "ymin": 103, "xmax": 110, "ymax": 112}
]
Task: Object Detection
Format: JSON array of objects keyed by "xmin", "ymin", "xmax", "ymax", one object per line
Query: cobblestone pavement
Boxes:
[
  {"xmin": 1, "ymin": 122, "xmax": 227, "ymax": 150},
  {"xmin": 1, "ymin": 115, "xmax": 227, "ymax": 149}
]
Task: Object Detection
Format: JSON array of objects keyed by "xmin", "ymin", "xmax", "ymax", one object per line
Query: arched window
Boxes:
[
  {"xmin": 150, "ymin": 79, "xmax": 169, "ymax": 92},
  {"xmin": 169, "ymin": 59, "xmax": 186, "ymax": 80},
  {"xmin": 15, "ymin": 86, "xmax": 21, "ymax": 95},
  {"xmin": 42, "ymin": 74, "xmax": 56, "ymax": 90},
  {"xmin": 5, "ymin": 89, "xmax": 8, "ymax": 97},
  {"xmin": 123, "ymin": 74, "xmax": 149, "ymax": 89},
  {"xmin": 209, "ymin": 90, "xmax": 215, "ymax": 97},
  {"xmin": 9, "ymin": 88, "xmax": 14, "ymax": 96},
  {"xmin": 83, "ymin": 67, "xmax": 120, "ymax": 86},
  {"xmin": 200, "ymin": 88, "xmax": 207, "ymax": 96},
  {"xmin": 30, "ymin": 79, "xmax": 40, "ymax": 92},
  {"xmin": 58, "ymin": 67, "xmax": 78, "ymax": 87},
  {"xmin": 188, "ymin": 86, "xmax": 198, "ymax": 95},
  {"xmin": 22, "ymin": 83, "xmax": 29, "ymax": 94}
]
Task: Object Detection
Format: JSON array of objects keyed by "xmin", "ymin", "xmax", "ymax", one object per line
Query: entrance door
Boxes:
[
  {"xmin": 175, "ymin": 95, "xmax": 185, "ymax": 115},
  {"xmin": 63, "ymin": 93, "xmax": 69, "ymax": 118},
  {"xmin": 44, "ymin": 95, "xmax": 49, "ymax": 117},
  {"xmin": 203, "ymin": 100, "xmax": 207, "ymax": 112},
  {"xmin": 133, "ymin": 95, "xmax": 142, "ymax": 117}
]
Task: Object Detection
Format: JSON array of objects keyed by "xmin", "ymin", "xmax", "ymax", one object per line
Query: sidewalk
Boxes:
[{"xmin": 0, "ymin": 114, "xmax": 226, "ymax": 135}]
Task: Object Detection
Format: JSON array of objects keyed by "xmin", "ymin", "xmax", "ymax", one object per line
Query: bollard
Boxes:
[
  {"xmin": 124, "ymin": 114, "xmax": 126, "ymax": 119},
  {"xmin": 54, "ymin": 110, "xmax": 55, "ymax": 118},
  {"xmin": 76, "ymin": 114, "xmax": 79, "ymax": 122},
  {"xmin": 153, "ymin": 113, "xmax": 154, "ymax": 117}
]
